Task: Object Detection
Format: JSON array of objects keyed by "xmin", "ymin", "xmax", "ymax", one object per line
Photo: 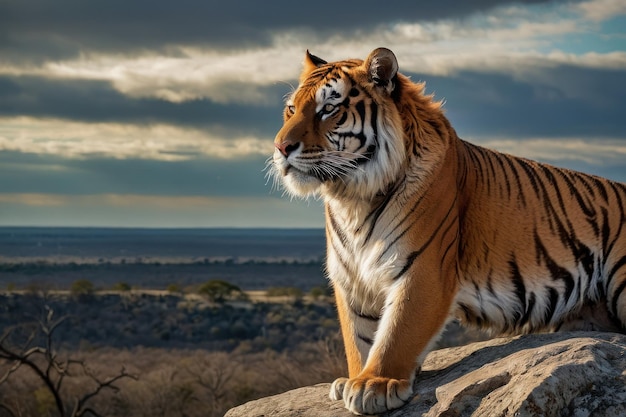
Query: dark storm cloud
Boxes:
[
  {"xmin": 0, "ymin": 76, "xmax": 285, "ymax": 137},
  {"xmin": 0, "ymin": 151, "xmax": 274, "ymax": 198},
  {"xmin": 413, "ymin": 66, "xmax": 626, "ymax": 138},
  {"xmin": 0, "ymin": 0, "xmax": 557, "ymax": 62}
]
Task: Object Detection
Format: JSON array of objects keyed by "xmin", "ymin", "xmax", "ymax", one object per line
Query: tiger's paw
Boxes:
[{"xmin": 329, "ymin": 376, "xmax": 413, "ymax": 415}]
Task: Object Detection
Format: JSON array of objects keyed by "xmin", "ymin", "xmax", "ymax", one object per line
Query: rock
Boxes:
[{"xmin": 225, "ymin": 332, "xmax": 626, "ymax": 417}]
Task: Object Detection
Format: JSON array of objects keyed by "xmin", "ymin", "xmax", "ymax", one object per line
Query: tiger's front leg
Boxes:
[{"xmin": 329, "ymin": 265, "xmax": 456, "ymax": 415}]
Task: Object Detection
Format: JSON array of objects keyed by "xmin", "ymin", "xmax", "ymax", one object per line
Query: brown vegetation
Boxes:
[
  {"xmin": 1, "ymin": 339, "xmax": 347, "ymax": 417},
  {"xmin": 0, "ymin": 286, "xmax": 347, "ymax": 417}
]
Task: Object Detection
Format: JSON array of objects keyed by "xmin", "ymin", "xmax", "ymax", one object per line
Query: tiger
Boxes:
[{"xmin": 270, "ymin": 47, "xmax": 626, "ymax": 415}]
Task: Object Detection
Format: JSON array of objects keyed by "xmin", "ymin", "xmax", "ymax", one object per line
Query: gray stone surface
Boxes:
[{"xmin": 225, "ymin": 332, "xmax": 626, "ymax": 416}]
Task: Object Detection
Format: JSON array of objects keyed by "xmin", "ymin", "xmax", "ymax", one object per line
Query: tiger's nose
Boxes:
[{"xmin": 275, "ymin": 141, "xmax": 301, "ymax": 157}]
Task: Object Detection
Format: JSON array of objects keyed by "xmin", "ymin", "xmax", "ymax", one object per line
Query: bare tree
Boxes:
[
  {"xmin": 185, "ymin": 352, "xmax": 240, "ymax": 415},
  {"xmin": 0, "ymin": 305, "xmax": 136, "ymax": 417}
]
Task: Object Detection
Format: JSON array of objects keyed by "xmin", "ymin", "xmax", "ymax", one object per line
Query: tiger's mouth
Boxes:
[
  {"xmin": 285, "ymin": 162, "xmax": 326, "ymax": 182},
  {"xmin": 283, "ymin": 164, "xmax": 297, "ymax": 176},
  {"xmin": 275, "ymin": 151, "xmax": 326, "ymax": 182},
  {"xmin": 272, "ymin": 146, "xmax": 373, "ymax": 197}
]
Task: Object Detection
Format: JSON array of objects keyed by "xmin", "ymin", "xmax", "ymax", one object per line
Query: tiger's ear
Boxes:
[
  {"xmin": 364, "ymin": 47, "xmax": 398, "ymax": 93},
  {"xmin": 300, "ymin": 50, "xmax": 327, "ymax": 82}
]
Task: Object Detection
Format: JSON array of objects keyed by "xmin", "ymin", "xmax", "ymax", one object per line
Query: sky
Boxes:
[{"xmin": 0, "ymin": 0, "xmax": 625, "ymax": 228}]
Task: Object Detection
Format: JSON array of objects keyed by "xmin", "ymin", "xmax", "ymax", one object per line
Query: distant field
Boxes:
[
  {"xmin": 0, "ymin": 227, "xmax": 326, "ymax": 262},
  {"xmin": 0, "ymin": 227, "xmax": 328, "ymax": 290},
  {"xmin": 0, "ymin": 260, "xmax": 328, "ymax": 291}
]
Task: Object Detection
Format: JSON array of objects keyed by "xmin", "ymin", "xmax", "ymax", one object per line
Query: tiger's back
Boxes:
[
  {"xmin": 454, "ymin": 139, "xmax": 626, "ymax": 334},
  {"xmin": 272, "ymin": 47, "xmax": 626, "ymax": 415}
]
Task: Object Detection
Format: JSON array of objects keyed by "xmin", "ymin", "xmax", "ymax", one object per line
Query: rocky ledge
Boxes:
[{"xmin": 225, "ymin": 331, "xmax": 626, "ymax": 417}]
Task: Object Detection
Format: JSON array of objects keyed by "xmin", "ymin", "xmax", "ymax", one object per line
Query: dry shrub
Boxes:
[{"xmin": 1, "ymin": 335, "xmax": 346, "ymax": 417}]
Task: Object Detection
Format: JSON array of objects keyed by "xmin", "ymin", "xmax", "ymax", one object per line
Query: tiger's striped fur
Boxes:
[{"xmin": 271, "ymin": 47, "xmax": 626, "ymax": 415}]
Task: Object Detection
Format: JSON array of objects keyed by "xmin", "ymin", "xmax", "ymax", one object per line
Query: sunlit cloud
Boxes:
[
  {"xmin": 0, "ymin": 117, "xmax": 274, "ymax": 160},
  {"xmin": 576, "ymin": 0, "xmax": 626, "ymax": 22},
  {"xmin": 473, "ymin": 137, "xmax": 626, "ymax": 166},
  {"xmin": 0, "ymin": 0, "xmax": 624, "ymax": 105}
]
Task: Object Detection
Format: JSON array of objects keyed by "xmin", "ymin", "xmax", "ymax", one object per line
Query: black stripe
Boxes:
[
  {"xmin": 520, "ymin": 292, "xmax": 536, "ymax": 327},
  {"xmin": 595, "ymin": 276, "xmax": 607, "ymax": 301},
  {"xmin": 357, "ymin": 334, "xmax": 373, "ymax": 345},
  {"xmin": 601, "ymin": 207, "xmax": 611, "ymax": 256},
  {"xmin": 328, "ymin": 207, "xmax": 350, "ymax": 249},
  {"xmin": 394, "ymin": 251, "xmax": 420, "ymax": 281},
  {"xmin": 561, "ymin": 170, "xmax": 597, "ymax": 219},
  {"xmin": 327, "ymin": 209, "xmax": 354, "ymax": 278},
  {"xmin": 534, "ymin": 165, "xmax": 574, "ymax": 240},
  {"xmin": 377, "ymin": 194, "xmax": 427, "ymax": 260},
  {"xmin": 538, "ymin": 165, "xmax": 576, "ymax": 225},
  {"xmin": 370, "ymin": 101, "xmax": 379, "ymax": 140},
  {"xmin": 514, "ymin": 158, "xmax": 542, "ymax": 199},
  {"xmin": 493, "ymin": 153, "xmax": 512, "ymax": 198},
  {"xmin": 391, "ymin": 200, "xmax": 457, "ymax": 280},
  {"xmin": 351, "ymin": 307, "xmax": 380, "ymax": 322},
  {"xmin": 534, "ymin": 231, "xmax": 575, "ymax": 303},
  {"xmin": 336, "ymin": 130, "xmax": 367, "ymax": 146},
  {"xmin": 486, "ymin": 271, "xmax": 496, "ymax": 295},
  {"xmin": 440, "ymin": 237, "xmax": 457, "ymax": 267},
  {"xmin": 605, "ymin": 182, "xmax": 626, "ymax": 257},
  {"xmin": 611, "ymin": 280, "xmax": 626, "ymax": 316},
  {"xmin": 607, "ymin": 255, "xmax": 626, "ymax": 289},
  {"xmin": 609, "ymin": 181, "xmax": 626, "ymax": 215},
  {"xmin": 577, "ymin": 246, "xmax": 595, "ymax": 282},
  {"xmin": 544, "ymin": 286, "xmax": 559, "ymax": 326},
  {"xmin": 527, "ymin": 170, "xmax": 593, "ymax": 285},
  {"xmin": 508, "ymin": 255, "xmax": 526, "ymax": 322},
  {"xmin": 501, "ymin": 155, "xmax": 526, "ymax": 207},
  {"xmin": 458, "ymin": 303, "xmax": 473, "ymax": 323},
  {"xmin": 361, "ymin": 181, "xmax": 402, "ymax": 244},
  {"xmin": 380, "ymin": 189, "xmax": 457, "ymax": 262},
  {"xmin": 329, "ymin": 237, "xmax": 353, "ymax": 277},
  {"xmin": 592, "ymin": 175, "xmax": 609, "ymax": 201},
  {"xmin": 483, "ymin": 149, "xmax": 500, "ymax": 196}
]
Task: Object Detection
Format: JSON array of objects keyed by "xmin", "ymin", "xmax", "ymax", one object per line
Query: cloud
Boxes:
[
  {"xmin": 468, "ymin": 137, "xmax": 626, "ymax": 184},
  {"xmin": 2, "ymin": 60, "xmax": 625, "ymax": 166},
  {"xmin": 0, "ymin": 0, "xmax": 554, "ymax": 62},
  {"xmin": 0, "ymin": 117, "xmax": 274, "ymax": 161},
  {"xmin": 420, "ymin": 66, "xmax": 626, "ymax": 138},
  {"xmin": 0, "ymin": 150, "xmax": 277, "ymax": 197},
  {"xmin": 576, "ymin": 0, "xmax": 626, "ymax": 21},
  {"xmin": 43, "ymin": 49, "xmax": 301, "ymax": 104},
  {"xmin": 1, "ymin": 0, "xmax": 623, "ymax": 107},
  {"xmin": 475, "ymin": 137, "xmax": 626, "ymax": 165},
  {"xmin": 0, "ymin": 76, "xmax": 284, "ymax": 136}
]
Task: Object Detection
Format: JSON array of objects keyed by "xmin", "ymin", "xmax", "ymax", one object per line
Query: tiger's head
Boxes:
[{"xmin": 272, "ymin": 48, "xmax": 407, "ymax": 201}]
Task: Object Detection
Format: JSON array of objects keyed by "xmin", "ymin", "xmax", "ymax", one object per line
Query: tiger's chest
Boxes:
[{"xmin": 325, "ymin": 222, "xmax": 407, "ymax": 318}]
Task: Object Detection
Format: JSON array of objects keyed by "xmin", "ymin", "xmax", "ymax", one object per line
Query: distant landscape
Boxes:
[
  {"xmin": 0, "ymin": 227, "xmax": 336, "ymax": 417},
  {"xmin": 0, "ymin": 227, "xmax": 328, "ymax": 290},
  {"xmin": 0, "ymin": 227, "xmax": 484, "ymax": 417}
]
